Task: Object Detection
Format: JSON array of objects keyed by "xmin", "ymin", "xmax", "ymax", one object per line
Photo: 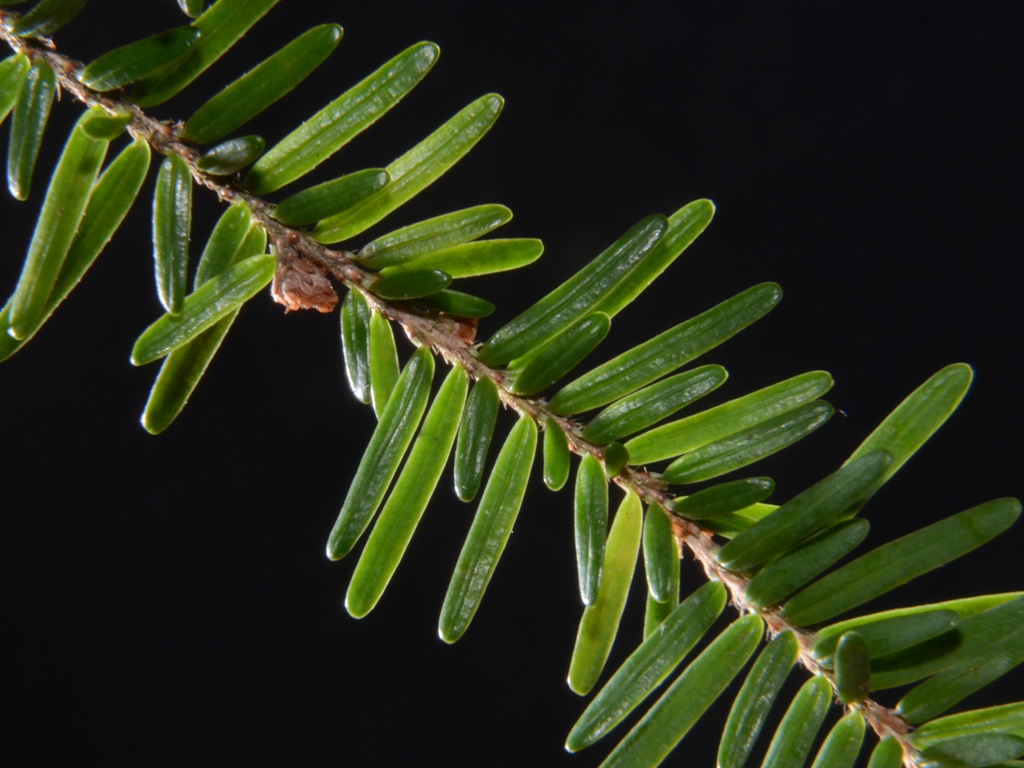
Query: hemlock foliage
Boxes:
[{"xmin": 1, "ymin": 2, "xmax": 1021, "ymax": 766}]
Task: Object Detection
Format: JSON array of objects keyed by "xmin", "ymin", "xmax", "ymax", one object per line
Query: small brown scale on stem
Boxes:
[{"xmin": 0, "ymin": 16, "xmax": 924, "ymax": 764}]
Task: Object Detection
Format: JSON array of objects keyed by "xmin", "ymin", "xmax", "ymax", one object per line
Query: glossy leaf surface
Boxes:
[
  {"xmin": 246, "ymin": 40, "xmax": 438, "ymax": 194},
  {"xmin": 663, "ymin": 400, "xmax": 834, "ymax": 484},
  {"xmin": 568, "ymin": 492, "xmax": 642, "ymax": 695},
  {"xmin": 193, "ymin": 202, "xmax": 252, "ymax": 288},
  {"xmin": 567, "ymin": 582, "xmax": 727, "ymax": 751},
  {"xmin": 7, "ymin": 57, "xmax": 55, "ymax": 200},
  {"xmin": 835, "ymin": 631, "xmax": 871, "ymax": 703},
  {"xmin": 511, "ymin": 312, "xmax": 610, "ymax": 396},
  {"xmin": 582, "ymin": 365, "xmax": 727, "ymax": 445},
  {"xmin": 842, "ymin": 363, "xmax": 973, "ymax": 516},
  {"xmin": 195, "ymin": 135, "xmax": 264, "ymax": 175},
  {"xmin": 814, "ymin": 594, "xmax": 1021, "ymax": 646},
  {"xmin": 312, "ymin": 93, "xmax": 504, "ymax": 243},
  {"xmin": 6, "ymin": 110, "xmax": 106, "ymax": 339},
  {"xmin": 143, "ymin": 207, "xmax": 263, "ymax": 433},
  {"xmin": 603, "ymin": 442, "xmax": 629, "ymax": 477},
  {"xmin": 744, "ymin": 519, "xmax": 869, "ymax": 610},
  {"xmin": 593, "ymin": 199, "xmax": 715, "ymax": 317},
  {"xmin": 782, "ymin": 499, "xmax": 1022, "ymax": 626},
  {"xmin": 760, "ymin": 675, "xmax": 831, "ymax": 768},
  {"xmin": 326, "ymin": 347, "xmax": 434, "ymax": 560},
  {"xmin": 415, "ymin": 289, "xmax": 494, "ymax": 317},
  {"xmin": 809, "ymin": 712, "xmax": 865, "ymax": 768},
  {"xmin": 80, "ymin": 110, "xmax": 132, "ymax": 140},
  {"xmin": 178, "ymin": 0, "xmax": 202, "ymax": 18},
  {"xmin": 368, "ymin": 310, "xmax": 400, "ymax": 419},
  {"xmin": 340, "ymin": 290, "xmax": 371, "ymax": 403},
  {"xmin": 598, "ymin": 615, "xmax": 763, "ymax": 768},
  {"xmin": 9, "ymin": 0, "xmax": 86, "ymax": 37},
  {"xmin": 911, "ymin": 702, "xmax": 1024, "ymax": 750},
  {"xmin": 439, "ymin": 416, "xmax": 537, "ymax": 643},
  {"xmin": 812, "ymin": 608, "xmax": 960, "ymax": 666},
  {"xmin": 142, "ymin": 310, "xmax": 237, "ymax": 434},
  {"xmin": 642, "ymin": 505, "xmax": 676, "ymax": 604},
  {"xmin": 380, "ymin": 238, "xmax": 543, "ymax": 279},
  {"xmin": 237, "ymin": 218, "xmax": 267, "ymax": 259},
  {"xmin": 871, "ymin": 596, "xmax": 1024, "ymax": 690},
  {"xmin": 79, "ymin": 27, "xmax": 200, "ymax": 91},
  {"xmin": 370, "ymin": 269, "xmax": 451, "ymax": 300},
  {"xmin": 453, "ymin": 377, "xmax": 500, "ymax": 502},
  {"xmin": 182, "ymin": 23, "xmax": 342, "ymax": 143},
  {"xmin": 550, "ymin": 283, "xmax": 781, "ymax": 416},
  {"xmin": 152, "ymin": 155, "xmax": 192, "ymax": 314},
  {"xmin": 0, "ymin": 54, "xmax": 29, "ymax": 127},
  {"xmin": 672, "ymin": 477, "xmax": 775, "ymax": 521},
  {"xmin": 897, "ymin": 609, "xmax": 1024, "ymax": 724},
  {"xmin": 866, "ymin": 737, "xmax": 904, "ymax": 768},
  {"xmin": 346, "ymin": 366, "xmax": 467, "ymax": 617},
  {"xmin": 477, "ymin": 215, "xmax": 666, "ymax": 366},
  {"xmin": 1, "ymin": 139, "xmax": 149, "ymax": 362},
  {"xmin": 920, "ymin": 734, "xmax": 1024, "ymax": 767},
  {"xmin": 718, "ymin": 630, "xmax": 799, "ymax": 768},
  {"xmin": 272, "ymin": 168, "xmax": 388, "ymax": 226},
  {"xmin": 358, "ymin": 204, "xmax": 512, "ymax": 269},
  {"xmin": 542, "ymin": 417, "xmax": 570, "ymax": 492},
  {"xmin": 719, "ymin": 451, "xmax": 890, "ymax": 572},
  {"xmin": 626, "ymin": 370, "xmax": 832, "ymax": 465},
  {"xmin": 132, "ymin": 0, "xmax": 281, "ymax": 107},
  {"xmin": 643, "ymin": 592, "xmax": 675, "ymax": 639},
  {"xmin": 575, "ymin": 454, "xmax": 607, "ymax": 606},
  {"xmin": 131, "ymin": 254, "xmax": 276, "ymax": 365}
]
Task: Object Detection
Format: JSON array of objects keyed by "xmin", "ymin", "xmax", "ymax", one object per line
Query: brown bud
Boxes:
[{"xmin": 271, "ymin": 258, "xmax": 338, "ymax": 313}]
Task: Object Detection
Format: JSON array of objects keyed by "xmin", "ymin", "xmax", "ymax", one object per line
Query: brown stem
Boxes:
[{"xmin": 1, "ymin": 18, "xmax": 921, "ymax": 765}]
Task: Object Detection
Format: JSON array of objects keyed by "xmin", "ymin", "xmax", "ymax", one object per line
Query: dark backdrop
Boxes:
[{"xmin": 2, "ymin": 1, "xmax": 1021, "ymax": 765}]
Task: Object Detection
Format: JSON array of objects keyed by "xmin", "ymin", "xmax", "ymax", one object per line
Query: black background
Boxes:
[{"xmin": 2, "ymin": 1, "xmax": 1022, "ymax": 765}]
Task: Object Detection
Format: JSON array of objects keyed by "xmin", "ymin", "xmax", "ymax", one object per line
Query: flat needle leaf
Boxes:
[
  {"xmin": 368, "ymin": 310, "xmax": 400, "ymax": 418},
  {"xmin": 131, "ymin": 0, "xmax": 282, "ymax": 107},
  {"xmin": 566, "ymin": 581, "xmax": 727, "ymax": 752},
  {"xmin": 311, "ymin": 93, "xmax": 504, "ymax": 243},
  {"xmin": 626, "ymin": 371, "xmax": 832, "ymax": 466},
  {"xmin": 246, "ymin": 41, "xmax": 440, "ymax": 195},
  {"xmin": 182, "ymin": 24, "xmax": 343, "ymax": 143},
  {"xmin": 357, "ymin": 204, "xmax": 512, "ymax": 269},
  {"xmin": 439, "ymin": 415, "xmax": 537, "ymax": 643},
  {"xmin": 2, "ymin": 139, "xmax": 149, "ymax": 362},
  {"xmin": 7, "ymin": 57, "xmax": 55, "ymax": 200},
  {"xmin": 781, "ymin": 498, "xmax": 1022, "ymax": 627},
  {"xmin": 9, "ymin": 0, "xmax": 87, "ymax": 38},
  {"xmin": 6, "ymin": 109, "xmax": 107, "ymax": 339},
  {"xmin": 340, "ymin": 289, "xmax": 372, "ymax": 403},
  {"xmin": 346, "ymin": 366, "xmax": 468, "ymax": 618},
  {"xmin": 642, "ymin": 505, "xmax": 677, "ymax": 605},
  {"xmin": 152, "ymin": 155, "xmax": 192, "ymax": 314},
  {"xmin": 453, "ymin": 377, "xmax": 501, "ymax": 502},
  {"xmin": 477, "ymin": 215, "xmax": 667, "ymax": 366},
  {"xmin": 718, "ymin": 630, "xmax": 800, "ymax": 768},
  {"xmin": 0, "ymin": 54, "xmax": 30, "ymax": 128},
  {"xmin": 542, "ymin": 417, "xmax": 571, "ymax": 492},
  {"xmin": 131, "ymin": 254, "xmax": 276, "ymax": 365},
  {"xmin": 809, "ymin": 712, "xmax": 865, "ymax": 768},
  {"xmin": 759, "ymin": 675, "xmax": 832, "ymax": 768},
  {"xmin": 79, "ymin": 27, "xmax": 201, "ymax": 92},
  {"xmin": 326, "ymin": 347, "xmax": 434, "ymax": 560},
  {"xmin": 568, "ymin": 491, "xmax": 642, "ymax": 695},
  {"xmin": 575, "ymin": 454, "xmax": 608, "ymax": 605},
  {"xmin": 599, "ymin": 615, "xmax": 763, "ymax": 768}
]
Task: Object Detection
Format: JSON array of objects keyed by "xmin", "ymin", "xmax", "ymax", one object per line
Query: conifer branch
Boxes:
[
  {"xmin": 4, "ymin": 9, "xmax": 1017, "ymax": 766},
  {"xmin": 0, "ymin": 21, "xmax": 926, "ymax": 763}
]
